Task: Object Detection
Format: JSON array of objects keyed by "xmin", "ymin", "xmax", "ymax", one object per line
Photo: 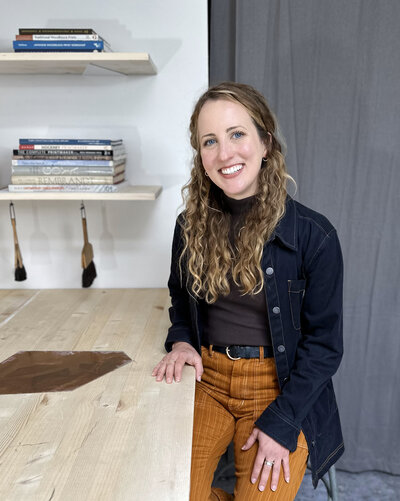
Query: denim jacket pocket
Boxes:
[{"xmin": 288, "ymin": 279, "xmax": 306, "ymax": 330}]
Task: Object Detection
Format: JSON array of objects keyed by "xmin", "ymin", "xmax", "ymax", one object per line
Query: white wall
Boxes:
[{"xmin": 0, "ymin": 0, "xmax": 208, "ymax": 288}]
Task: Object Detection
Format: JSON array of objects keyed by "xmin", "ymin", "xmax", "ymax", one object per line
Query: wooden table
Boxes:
[{"xmin": 0, "ymin": 289, "xmax": 195, "ymax": 501}]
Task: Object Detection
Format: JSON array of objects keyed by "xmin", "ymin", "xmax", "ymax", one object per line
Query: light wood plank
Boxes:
[
  {"xmin": 0, "ymin": 289, "xmax": 194, "ymax": 501},
  {"xmin": 0, "ymin": 185, "xmax": 162, "ymax": 201},
  {"xmin": 0, "ymin": 53, "xmax": 157, "ymax": 75},
  {"xmin": 0, "ymin": 290, "xmax": 39, "ymax": 325}
]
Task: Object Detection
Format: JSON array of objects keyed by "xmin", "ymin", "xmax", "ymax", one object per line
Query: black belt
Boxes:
[{"xmin": 205, "ymin": 344, "xmax": 274, "ymax": 360}]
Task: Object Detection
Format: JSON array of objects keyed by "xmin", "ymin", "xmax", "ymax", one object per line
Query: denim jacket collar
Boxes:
[{"xmin": 271, "ymin": 196, "xmax": 298, "ymax": 251}]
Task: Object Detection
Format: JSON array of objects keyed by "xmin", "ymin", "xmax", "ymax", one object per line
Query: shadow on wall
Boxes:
[
  {"xmin": 99, "ymin": 202, "xmax": 116, "ymax": 269},
  {"xmin": 30, "ymin": 204, "xmax": 51, "ymax": 265},
  {"xmin": 0, "ymin": 17, "xmax": 182, "ymax": 72}
]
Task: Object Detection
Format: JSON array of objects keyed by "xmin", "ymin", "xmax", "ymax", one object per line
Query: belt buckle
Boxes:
[{"xmin": 226, "ymin": 346, "xmax": 241, "ymax": 361}]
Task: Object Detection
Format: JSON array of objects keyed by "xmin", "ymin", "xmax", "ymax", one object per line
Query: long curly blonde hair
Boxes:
[{"xmin": 180, "ymin": 82, "xmax": 293, "ymax": 303}]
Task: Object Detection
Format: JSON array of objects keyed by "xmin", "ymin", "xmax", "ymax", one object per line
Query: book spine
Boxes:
[
  {"xmin": 13, "ymin": 155, "xmax": 120, "ymax": 162},
  {"xmin": 14, "ymin": 50, "xmax": 104, "ymax": 53},
  {"xmin": 19, "ymin": 144, "xmax": 117, "ymax": 151},
  {"xmin": 14, "ymin": 149, "xmax": 113, "ymax": 157},
  {"xmin": 16, "ymin": 34, "xmax": 99, "ymax": 41},
  {"xmin": 11, "ymin": 175, "xmax": 118, "ymax": 185},
  {"xmin": 11, "ymin": 166, "xmax": 116, "ymax": 176},
  {"xmin": 8, "ymin": 184, "xmax": 120, "ymax": 193},
  {"xmin": 19, "ymin": 138, "xmax": 122, "ymax": 145},
  {"xmin": 11, "ymin": 159, "xmax": 123, "ymax": 167},
  {"xmin": 13, "ymin": 40, "xmax": 104, "ymax": 50},
  {"xmin": 18, "ymin": 28, "xmax": 96, "ymax": 35}
]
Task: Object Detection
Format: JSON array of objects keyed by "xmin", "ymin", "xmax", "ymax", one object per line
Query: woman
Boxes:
[{"xmin": 152, "ymin": 82, "xmax": 344, "ymax": 500}]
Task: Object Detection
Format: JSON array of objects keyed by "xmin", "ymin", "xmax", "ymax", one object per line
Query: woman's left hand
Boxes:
[{"xmin": 241, "ymin": 427, "xmax": 290, "ymax": 492}]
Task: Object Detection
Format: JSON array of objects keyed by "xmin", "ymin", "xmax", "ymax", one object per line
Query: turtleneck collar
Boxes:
[{"xmin": 221, "ymin": 192, "xmax": 256, "ymax": 216}]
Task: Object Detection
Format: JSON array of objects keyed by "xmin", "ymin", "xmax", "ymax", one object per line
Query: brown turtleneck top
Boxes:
[{"xmin": 202, "ymin": 193, "xmax": 272, "ymax": 347}]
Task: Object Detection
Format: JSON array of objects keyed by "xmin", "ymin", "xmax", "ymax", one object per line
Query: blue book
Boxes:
[
  {"xmin": 12, "ymin": 159, "xmax": 123, "ymax": 167},
  {"xmin": 13, "ymin": 40, "xmax": 104, "ymax": 51},
  {"xmin": 19, "ymin": 138, "xmax": 123, "ymax": 146}
]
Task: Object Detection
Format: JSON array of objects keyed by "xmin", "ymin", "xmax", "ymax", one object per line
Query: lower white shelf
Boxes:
[{"xmin": 0, "ymin": 185, "xmax": 162, "ymax": 201}]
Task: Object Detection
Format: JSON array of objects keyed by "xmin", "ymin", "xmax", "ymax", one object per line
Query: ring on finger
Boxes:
[{"xmin": 264, "ymin": 459, "xmax": 275, "ymax": 467}]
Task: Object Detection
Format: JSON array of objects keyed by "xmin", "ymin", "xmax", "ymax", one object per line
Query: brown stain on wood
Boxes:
[{"xmin": 0, "ymin": 351, "xmax": 132, "ymax": 394}]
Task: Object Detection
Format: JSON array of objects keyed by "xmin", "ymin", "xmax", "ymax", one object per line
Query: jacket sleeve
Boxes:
[
  {"xmin": 255, "ymin": 229, "xmax": 344, "ymax": 451},
  {"xmin": 164, "ymin": 216, "xmax": 196, "ymax": 352}
]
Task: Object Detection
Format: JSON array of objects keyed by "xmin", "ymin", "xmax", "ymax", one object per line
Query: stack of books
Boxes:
[
  {"xmin": 9, "ymin": 139, "xmax": 126, "ymax": 193},
  {"xmin": 13, "ymin": 28, "xmax": 111, "ymax": 53}
]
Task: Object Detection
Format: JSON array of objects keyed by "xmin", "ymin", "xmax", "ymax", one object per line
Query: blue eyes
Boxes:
[
  {"xmin": 203, "ymin": 130, "xmax": 244, "ymax": 147},
  {"xmin": 232, "ymin": 131, "xmax": 243, "ymax": 139}
]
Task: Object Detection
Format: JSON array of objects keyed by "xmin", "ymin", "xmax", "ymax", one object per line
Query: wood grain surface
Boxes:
[
  {"xmin": 0, "ymin": 53, "xmax": 157, "ymax": 75},
  {"xmin": 0, "ymin": 289, "xmax": 194, "ymax": 501},
  {"xmin": 0, "ymin": 185, "xmax": 162, "ymax": 201}
]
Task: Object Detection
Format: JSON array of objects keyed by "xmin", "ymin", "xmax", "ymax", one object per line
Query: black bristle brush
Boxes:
[
  {"xmin": 80, "ymin": 202, "xmax": 97, "ymax": 288},
  {"xmin": 9, "ymin": 202, "xmax": 27, "ymax": 281}
]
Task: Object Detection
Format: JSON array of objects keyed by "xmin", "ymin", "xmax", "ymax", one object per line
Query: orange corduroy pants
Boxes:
[{"xmin": 190, "ymin": 346, "xmax": 309, "ymax": 500}]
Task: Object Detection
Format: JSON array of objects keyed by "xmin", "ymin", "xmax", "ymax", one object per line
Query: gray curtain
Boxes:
[{"xmin": 210, "ymin": 0, "xmax": 400, "ymax": 474}]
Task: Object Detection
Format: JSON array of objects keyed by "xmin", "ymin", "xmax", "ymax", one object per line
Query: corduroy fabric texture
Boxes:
[{"xmin": 190, "ymin": 347, "xmax": 308, "ymax": 500}]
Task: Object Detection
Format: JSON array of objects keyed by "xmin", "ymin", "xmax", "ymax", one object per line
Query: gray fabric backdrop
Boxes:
[{"xmin": 209, "ymin": 0, "xmax": 400, "ymax": 474}]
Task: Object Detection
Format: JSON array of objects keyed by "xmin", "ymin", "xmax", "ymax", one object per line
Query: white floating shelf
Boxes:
[
  {"xmin": 0, "ymin": 185, "xmax": 162, "ymax": 201},
  {"xmin": 0, "ymin": 52, "xmax": 157, "ymax": 75}
]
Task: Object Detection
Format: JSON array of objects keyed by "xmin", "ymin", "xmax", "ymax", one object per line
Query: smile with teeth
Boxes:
[{"xmin": 220, "ymin": 164, "xmax": 244, "ymax": 175}]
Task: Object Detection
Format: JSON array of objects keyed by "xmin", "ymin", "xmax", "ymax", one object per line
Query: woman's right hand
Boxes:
[{"xmin": 151, "ymin": 342, "xmax": 203, "ymax": 384}]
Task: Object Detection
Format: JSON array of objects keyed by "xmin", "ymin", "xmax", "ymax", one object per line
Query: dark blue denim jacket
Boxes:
[{"xmin": 165, "ymin": 197, "xmax": 344, "ymax": 487}]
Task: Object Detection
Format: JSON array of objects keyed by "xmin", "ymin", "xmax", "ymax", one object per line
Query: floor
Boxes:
[
  {"xmin": 297, "ymin": 470, "xmax": 400, "ymax": 500},
  {"xmin": 213, "ymin": 449, "xmax": 400, "ymax": 500}
]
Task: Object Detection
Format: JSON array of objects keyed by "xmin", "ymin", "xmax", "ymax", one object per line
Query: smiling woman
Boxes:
[
  {"xmin": 184, "ymin": 83, "xmax": 292, "ymax": 303},
  {"xmin": 152, "ymin": 82, "xmax": 344, "ymax": 500},
  {"xmin": 198, "ymin": 99, "xmax": 268, "ymax": 200}
]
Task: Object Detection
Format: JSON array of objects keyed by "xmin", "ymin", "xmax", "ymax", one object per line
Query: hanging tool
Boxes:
[
  {"xmin": 80, "ymin": 202, "xmax": 97, "ymax": 287},
  {"xmin": 9, "ymin": 202, "xmax": 27, "ymax": 281}
]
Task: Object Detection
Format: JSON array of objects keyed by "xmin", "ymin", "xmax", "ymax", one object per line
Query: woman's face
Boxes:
[{"xmin": 197, "ymin": 98, "xmax": 267, "ymax": 200}]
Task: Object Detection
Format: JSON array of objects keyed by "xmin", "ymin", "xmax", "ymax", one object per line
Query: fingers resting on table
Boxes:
[{"xmin": 152, "ymin": 341, "xmax": 203, "ymax": 383}]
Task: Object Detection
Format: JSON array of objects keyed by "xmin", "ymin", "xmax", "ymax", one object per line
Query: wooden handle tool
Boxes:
[{"xmin": 9, "ymin": 202, "xmax": 27, "ymax": 281}]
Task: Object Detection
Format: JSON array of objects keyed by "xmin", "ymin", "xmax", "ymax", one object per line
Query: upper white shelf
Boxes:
[
  {"xmin": 0, "ymin": 52, "xmax": 157, "ymax": 75},
  {"xmin": 0, "ymin": 185, "xmax": 162, "ymax": 201}
]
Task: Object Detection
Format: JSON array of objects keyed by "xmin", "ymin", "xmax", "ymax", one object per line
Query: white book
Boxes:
[
  {"xmin": 19, "ymin": 144, "xmax": 126, "ymax": 152},
  {"xmin": 11, "ymin": 173, "xmax": 125, "ymax": 185},
  {"xmin": 8, "ymin": 182, "xmax": 128, "ymax": 193}
]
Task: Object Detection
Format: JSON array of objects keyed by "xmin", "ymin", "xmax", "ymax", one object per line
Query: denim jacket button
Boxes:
[
  {"xmin": 277, "ymin": 345, "xmax": 285, "ymax": 353},
  {"xmin": 272, "ymin": 306, "xmax": 280, "ymax": 314},
  {"xmin": 266, "ymin": 267, "xmax": 274, "ymax": 276}
]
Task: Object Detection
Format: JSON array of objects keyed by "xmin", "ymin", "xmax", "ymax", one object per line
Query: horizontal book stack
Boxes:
[
  {"xmin": 13, "ymin": 28, "xmax": 111, "ymax": 53},
  {"xmin": 9, "ymin": 139, "xmax": 126, "ymax": 193}
]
